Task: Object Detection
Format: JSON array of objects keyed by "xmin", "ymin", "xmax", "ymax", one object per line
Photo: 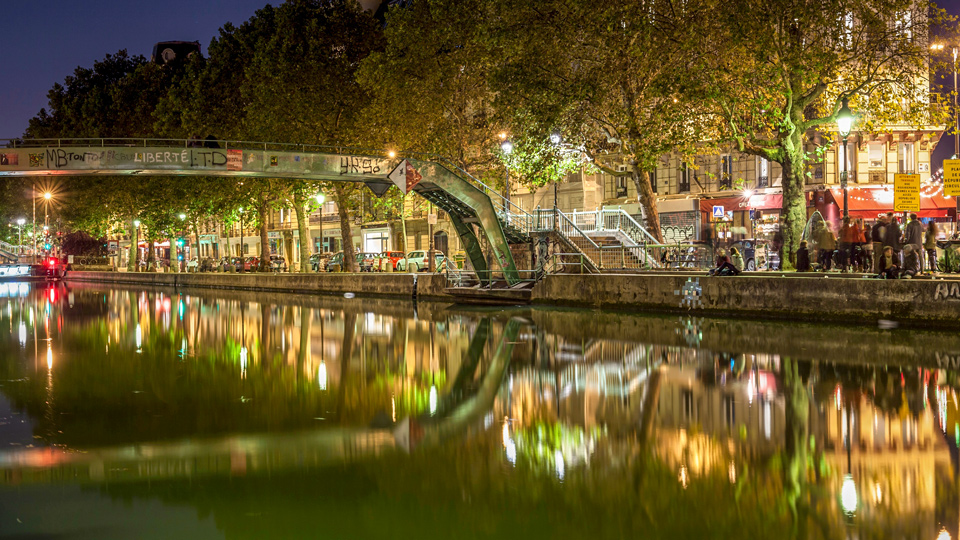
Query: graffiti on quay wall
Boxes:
[
  {"xmin": 0, "ymin": 153, "xmax": 18, "ymax": 166},
  {"xmin": 339, "ymin": 156, "xmax": 382, "ymax": 175},
  {"xmin": 934, "ymin": 281, "xmax": 960, "ymax": 301}
]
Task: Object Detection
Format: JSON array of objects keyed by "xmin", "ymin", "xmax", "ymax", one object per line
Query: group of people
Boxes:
[{"xmin": 795, "ymin": 212, "xmax": 939, "ymax": 279}]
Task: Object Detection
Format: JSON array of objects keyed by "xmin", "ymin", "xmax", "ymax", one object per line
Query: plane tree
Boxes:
[
  {"xmin": 487, "ymin": 0, "xmax": 716, "ymax": 241},
  {"xmin": 697, "ymin": 0, "xmax": 949, "ymax": 267}
]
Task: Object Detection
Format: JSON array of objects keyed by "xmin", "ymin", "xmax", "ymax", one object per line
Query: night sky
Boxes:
[
  {"xmin": 3, "ymin": 0, "xmax": 960, "ymax": 157},
  {"xmin": 0, "ymin": 0, "xmax": 377, "ymax": 139}
]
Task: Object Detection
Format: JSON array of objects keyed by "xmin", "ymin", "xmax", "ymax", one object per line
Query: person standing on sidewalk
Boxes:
[
  {"xmin": 871, "ymin": 216, "xmax": 886, "ymax": 273},
  {"xmin": 924, "ymin": 221, "xmax": 939, "ymax": 274},
  {"xmin": 818, "ymin": 222, "xmax": 837, "ymax": 271},
  {"xmin": 839, "ymin": 217, "xmax": 859, "ymax": 272},
  {"xmin": 902, "ymin": 213, "xmax": 923, "ymax": 272},
  {"xmin": 882, "ymin": 212, "xmax": 902, "ymax": 266}
]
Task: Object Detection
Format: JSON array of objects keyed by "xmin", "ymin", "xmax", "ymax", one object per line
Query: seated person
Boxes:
[
  {"xmin": 900, "ymin": 244, "xmax": 920, "ymax": 278},
  {"xmin": 796, "ymin": 241, "xmax": 811, "ymax": 272},
  {"xmin": 709, "ymin": 251, "xmax": 740, "ymax": 276},
  {"xmin": 877, "ymin": 246, "xmax": 900, "ymax": 279}
]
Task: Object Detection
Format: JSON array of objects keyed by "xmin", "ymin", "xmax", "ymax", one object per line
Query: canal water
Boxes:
[{"xmin": 0, "ymin": 282, "xmax": 959, "ymax": 539}]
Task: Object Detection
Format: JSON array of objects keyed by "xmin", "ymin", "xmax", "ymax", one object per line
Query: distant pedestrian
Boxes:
[
  {"xmin": 839, "ymin": 217, "xmax": 859, "ymax": 272},
  {"xmin": 818, "ymin": 223, "xmax": 836, "ymax": 271},
  {"xmin": 924, "ymin": 221, "xmax": 939, "ymax": 273},
  {"xmin": 902, "ymin": 213, "xmax": 923, "ymax": 272},
  {"xmin": 796, "ymin": 241, "xmax": 811, "ymax": 272},
  {"xmin": 730, "ymin": 247, "xmax": 745, "ymax": 272},
  {"xmin": 882, "ymin": 212, "xmax": 902, "ymax": 265},
  {"xmin": 871, "ymin": 216, "xmax": 887, "ymax": 273}
]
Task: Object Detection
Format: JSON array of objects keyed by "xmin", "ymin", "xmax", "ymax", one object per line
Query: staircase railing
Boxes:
[{"xmin": 570, "ymin": 208, "xmax": 659, "ymax": 245}]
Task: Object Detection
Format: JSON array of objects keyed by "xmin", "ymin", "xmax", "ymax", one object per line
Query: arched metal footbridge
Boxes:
[{"xmin": 0, "ymin": 139, "xmax": 528, "ymax": 284}]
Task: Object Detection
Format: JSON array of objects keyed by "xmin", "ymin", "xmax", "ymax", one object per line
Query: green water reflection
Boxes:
[{"xmin": 0, "ymin": 282, "xmax": 959, "ymax": 539}]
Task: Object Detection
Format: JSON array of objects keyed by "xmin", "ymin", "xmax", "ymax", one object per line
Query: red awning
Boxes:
[
  {"xmin": 698, "ymin": 193, "xmax": 782, "ymax": 214},
  {"xmin": 827, "ymin": 188, "xmax": 956, "ymax": 219}
]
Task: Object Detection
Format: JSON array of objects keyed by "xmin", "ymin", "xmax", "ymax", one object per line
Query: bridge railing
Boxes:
[{"xmin": 4, "ymin": 137, "xmax": 537, "ymax": 227}]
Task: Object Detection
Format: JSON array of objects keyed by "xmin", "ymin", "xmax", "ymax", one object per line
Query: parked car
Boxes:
[
  {"xmin": 396, "ymin": 251, "xmax": 446, "ymax": 272},
  {"xmin": 325, "ymin": 251, "xmax": 375, "ymax": 272},
  {"xmin": 242, "ymin": 256, "xmax": 260, "ymax": 271},
  {"xmin": 371, "ymin": 251, "xmax": 405, "ymax": 271},
  {"xmin": 199, "ymin": 257, "xmax": 217, "ymax": 272}
]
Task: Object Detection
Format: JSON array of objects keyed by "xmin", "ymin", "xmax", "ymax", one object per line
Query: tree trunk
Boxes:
[
  {"xmin": 127, "ymin": 220, "xmax": 137, "ymax": 272},
  {"xmin": 779, "ymin": 148, "xmax": 808, "ymax": 271},
  {"xmin": 258, "ymin": 195, "xmax": 270, "ymax": 272},
  {"xmin": 170, "ymin": 235, "xmax": 178, "ymax": 272},
  {"xmin": 630, "ymin": 167, "xmax": 664, "ymax": 243},
  {"xmin": 146, "ymin": 238, "xmax": 156, "ymax": 271},
  {"xmin": 335, "ymin": 184, "xmax": 358, "ymax": 272},
  {"xmin": 293, "ymin": 192, "xmax": 311, "ymax": 273},
  {"xmin": 224, "ymin": 218, "xmax": 231, "ymax": 260}
]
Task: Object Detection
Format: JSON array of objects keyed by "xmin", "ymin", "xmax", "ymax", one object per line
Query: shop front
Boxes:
[{"xmin": 698, "ymin": 193, "xmax": 783, "ymax": 243}]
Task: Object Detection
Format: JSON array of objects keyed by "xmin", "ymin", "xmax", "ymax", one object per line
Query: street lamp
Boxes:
[
  {"xmin": 178, "ymin": 213, "xmax": 187, "ymax": 271},
  {"xmin": 836, "ymin": 98, "xmax": 855, "ymax": 219},
  {"xmin": 15, "ymin": 219, "xmax": 24, "ymax": 256},
  {"xmin": 238, "ymin": 207, "xmax": 245, "ymax": 273},
  {"xmin": 315, "ymin": 194, "xmax": 326, "ymax": 255},
  {"xmin": 133, "ymin": 220, "xmax": 141, "ymax": 271},
  {"xmin": 500, "ymin": 138, "xmax": 513, "ymax": 216}
]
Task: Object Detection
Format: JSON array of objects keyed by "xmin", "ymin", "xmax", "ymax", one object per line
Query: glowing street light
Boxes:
[{"xmin": 836, "ymin": 98, "xmax": 856, "ymax": 218}]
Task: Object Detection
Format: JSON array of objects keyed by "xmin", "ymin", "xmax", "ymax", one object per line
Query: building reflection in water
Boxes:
[{"xmin": 0, "ymin": 283, "xmax": 958, "ymax": 537}]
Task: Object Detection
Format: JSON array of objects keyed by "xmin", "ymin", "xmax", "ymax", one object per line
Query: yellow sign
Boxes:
[
  {"xmin": 894, "ymin": 173, "xmax": 920, "ymax": 212},
  {"xmin": 944, "ymin": 159, "xmax": 960, "ymax": 197}
]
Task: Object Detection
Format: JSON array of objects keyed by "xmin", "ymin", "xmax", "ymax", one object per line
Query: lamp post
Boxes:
[
  {"xmin": 836, "ymin": 98, "xmax": 855, "ymax": 219},
  {"xmin": 178, "ymin": 213, "xmax": 187, "ymax": 272},
  {"xmin": 315, "ymin": 193, "xmax": 325, "ymax": 255},
  {"xmin": 932, "ymin": 43, "xmax": 960, "ymax": 230},
  {"xmin": 15, "ymin": 219, "xmax": 24, "ymax": 256},
  {"xmin": 500, "ymin": 137, "xmax": 513, "ymax": 232},
  {"xmin": 133, "ymin": 220, "xmax": 141, "ymax": 272},
  {"xmin": 238, "ymin": 207, "xmax": 245, "ymax": 273}
]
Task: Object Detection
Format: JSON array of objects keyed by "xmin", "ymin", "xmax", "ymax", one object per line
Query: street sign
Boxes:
[
  {"xmin": 712, "ymin": 205, "xmax": 725, "ymax": 219},
  {"xmin": 893, "ymin": 173, "xmax": 920, "ymax": 212},
  {"xmin": 944, "ymin": 159, "xmax": 960, "ymax": 197},
  {"xmin": 387, "ymin": 159, "xmax": 423, "ymax": 195},
  {"xmin": 427, "ymin": 213, "xmax": 438, "ymax": 225}
]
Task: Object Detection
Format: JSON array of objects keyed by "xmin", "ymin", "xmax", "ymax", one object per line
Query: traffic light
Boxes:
[{"xmin": 44, "ymin": 243, "xmax": 51, "ymax": 250}]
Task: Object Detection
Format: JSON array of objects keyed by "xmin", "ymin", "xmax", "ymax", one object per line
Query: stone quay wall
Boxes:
[
  {"xmin": 64, "ymin": 271, "xmax": 960, "ymax": 328},
  {"xmin": 532, "ymin": 274, "xmax": 960, "ymax": 328}
]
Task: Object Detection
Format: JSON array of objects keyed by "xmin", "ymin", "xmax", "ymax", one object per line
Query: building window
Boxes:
[
  {"xmin": 757, "ymin": 157, "xmax": 769, "ymax": 188},
  {"xmin": 720, "ymin": 155, "xmax": 733, "ymax": 189},
  {"xmin": 679, "ymin": 163, "xmax": 691, "ymax": 193},
  {"xmin": 868, "ymin": 143, "xmax": 884, "ymax": 169},
  {"xmin": 616, "ymin": 175, "xmax": 628, "ymax": 198},
  {"xmin": 649, "ymin": 168, "xmax": 659, "ymax": 194},
  {"xmin": 838, "ymin": 141, "xmax": 856, "ymax": 183},
  {"xmin": 899, "ymin": 142, "xmax": 915, "ymax": 173}
]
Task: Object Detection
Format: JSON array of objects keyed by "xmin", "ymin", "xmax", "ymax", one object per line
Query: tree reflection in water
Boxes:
[{"xmin": 0, "ymin": 283, "xmax": 957, "ymax": 539}]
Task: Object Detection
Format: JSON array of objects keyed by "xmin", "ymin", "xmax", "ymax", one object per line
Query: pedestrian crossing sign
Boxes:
[{"xmin": 712, "ymin": 205, "xmax": 725, "ymax": 219}]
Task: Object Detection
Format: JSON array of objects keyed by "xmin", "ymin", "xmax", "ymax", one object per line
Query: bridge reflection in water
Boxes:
[{"xmin": 0, "ymin": 282, "xmax": 958, "ymax": 538}]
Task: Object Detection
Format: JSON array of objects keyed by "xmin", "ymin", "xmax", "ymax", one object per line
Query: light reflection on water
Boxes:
[{"xmin": 0, "ymin": 282, "xmax": 957, "ymax": 539}]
